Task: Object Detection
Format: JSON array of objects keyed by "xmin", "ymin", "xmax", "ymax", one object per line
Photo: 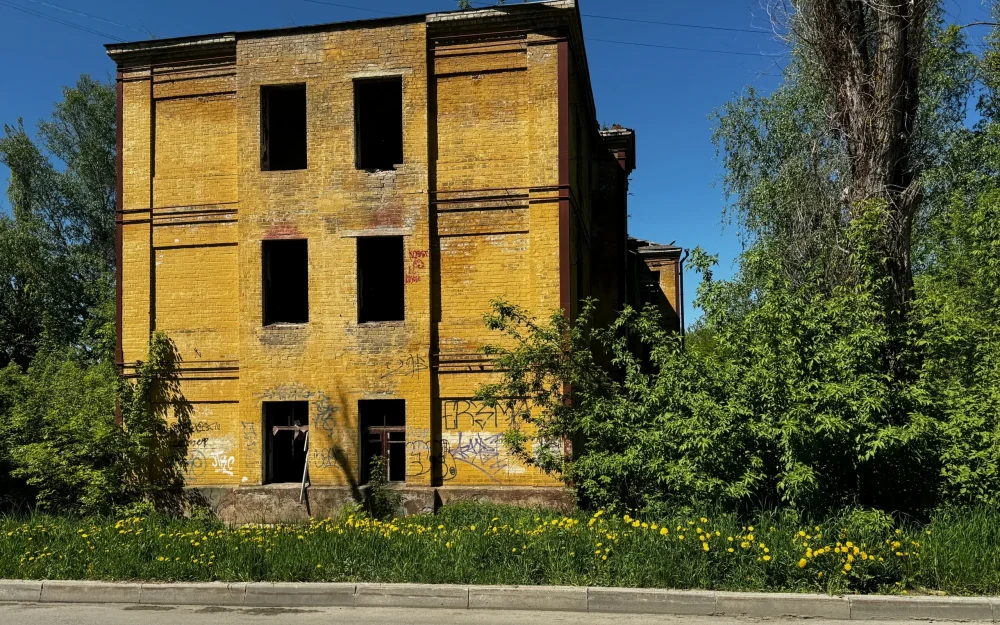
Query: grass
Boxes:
[{"xmin": 2, "ymin": 503, "xmax": 999, "ymax": 595}]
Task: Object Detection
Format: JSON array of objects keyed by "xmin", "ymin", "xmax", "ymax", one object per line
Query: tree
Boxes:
[
  {"xmin": 0, "ymin": 75, "xmax": 115, "ymax": 369},
  {"xmin": 786, "ymin": 0, "xmax": 929, "ymax": 316},
  {"xmin": 476, "ymin": 3, "xmax": 988, "ymax": 515},
  {"xmin": 0, "ymin": 75, "xmax": 119, "ymax": 511}
]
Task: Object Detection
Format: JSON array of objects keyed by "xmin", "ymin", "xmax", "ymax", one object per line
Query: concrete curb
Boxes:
[{"xmin": 1, "ymin": 579, "xmax": 998, "ymax": 620}]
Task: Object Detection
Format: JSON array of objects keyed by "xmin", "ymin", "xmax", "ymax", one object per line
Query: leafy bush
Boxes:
[
  {"xmin": 366, "ymin": 455, "xmax": 403, "ymax": 520},
  {"xmin": 0, "ymin": 332, "xmax": 192, "ymax": 515}
]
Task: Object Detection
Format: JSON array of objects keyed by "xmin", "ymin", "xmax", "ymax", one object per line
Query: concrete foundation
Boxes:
[{"xmin": 191, "ymin": 485, "xmax": 576, "ymax": 524}]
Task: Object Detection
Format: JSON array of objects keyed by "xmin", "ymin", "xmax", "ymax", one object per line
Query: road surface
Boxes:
[{"xmin": 0, "ymin": 603, "xmax": 962, "ymax": 625}]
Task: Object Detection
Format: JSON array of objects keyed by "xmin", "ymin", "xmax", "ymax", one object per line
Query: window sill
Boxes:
[
  {"xmin": 263, "ymin": 322, "xmax": 309, "ymax": 328},
  {"xmin": 357, "ymin": 320, "xmax": 405, "ymax": 328}
]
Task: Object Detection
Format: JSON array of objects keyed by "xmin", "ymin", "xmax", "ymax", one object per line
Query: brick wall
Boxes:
[{"xmin": 113, "ymin": 2, "xmax": 616, "ymax": 494}]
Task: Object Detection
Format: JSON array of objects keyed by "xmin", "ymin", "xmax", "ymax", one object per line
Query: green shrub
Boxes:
[
  {"xmin": 366, "ymin": 456, "xmax": 403, "ymax": 520},
  {"xmin": 0, "ymin": 332, "xmax": 191, "ymax": 515}
]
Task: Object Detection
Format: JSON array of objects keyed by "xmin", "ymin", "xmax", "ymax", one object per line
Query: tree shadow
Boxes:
[{"xmin": 117, "ymin": 331, "xmax": 193, "ymax": 515}]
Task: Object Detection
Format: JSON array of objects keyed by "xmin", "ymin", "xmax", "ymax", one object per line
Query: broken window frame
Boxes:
[
  {"xmin": 260, "ymin": 83, "xmax": 308, "ymax": 172},
  {"xmin": 353, "ymin": 76, "xmax": 404, "ymax": 171},
  {"xmin": 639, "ymin": 271, "xmax": 661, "ymax": 307},
  {"xmin": 359, "ymin": 399, "xmax": 406, "ymax": 484},
  {"xmin": 263, "ymin": 401, "xmax": 310, "ymax": 485}
]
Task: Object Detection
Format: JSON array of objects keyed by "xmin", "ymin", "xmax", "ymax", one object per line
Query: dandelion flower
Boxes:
[{"xmin": 798, "ymin": 558, "xmax": 807, "ymax": 568}]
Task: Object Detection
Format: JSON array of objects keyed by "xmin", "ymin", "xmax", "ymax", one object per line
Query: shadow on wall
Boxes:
[{"xmin": 119, "ymin": 331, "xmax": 198, "ymax": 515}]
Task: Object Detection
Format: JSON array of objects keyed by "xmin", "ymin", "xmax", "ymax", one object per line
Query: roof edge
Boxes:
[{"xmin": 105, "ymin": 1, "xmax": 575, "ymax": 63}]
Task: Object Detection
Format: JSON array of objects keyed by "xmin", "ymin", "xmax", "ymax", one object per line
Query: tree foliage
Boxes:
[
  {"xmin": 478, "ymin": 4, "xmax": 1000, "ymax": 516},
  {"xmin": 0, "ymin": 77, "xmax": 193, "ymax": 514}
]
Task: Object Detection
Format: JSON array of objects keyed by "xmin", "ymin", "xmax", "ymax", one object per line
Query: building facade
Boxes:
[{"xmin": 107, "ymin": 0, "xmax": 683, "ymax": 520}]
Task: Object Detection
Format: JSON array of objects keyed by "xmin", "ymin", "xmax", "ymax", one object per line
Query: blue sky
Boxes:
[{"xmin": 0, "ymin": 0, "xmax": 993, "ymax": 323}]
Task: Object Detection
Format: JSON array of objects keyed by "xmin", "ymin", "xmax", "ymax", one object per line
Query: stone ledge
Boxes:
[{"xmin": 0, "ymin": 580, "xmax": 996, "ymax": 620}]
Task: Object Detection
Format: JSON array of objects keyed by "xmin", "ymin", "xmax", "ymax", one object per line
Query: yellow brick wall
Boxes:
[{"xmin": 117, "ymin": 15, "xmax": 573, "ymax": 491}]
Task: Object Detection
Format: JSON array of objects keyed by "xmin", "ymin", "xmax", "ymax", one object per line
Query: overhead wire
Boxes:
[
  {"xmin": 587, "ymin": 37, "xmax": 783, "ymax": 57},
  {"xmin": 300, "ymin": 0, "xmax": 783, "ymax": 59},
  {"xmin": 301, "ymin": 0, "xmax": 399, "ymax": 16},
  {"xmin": 20, "ymin": 0, "xmax": 151, "ymax": 35},
  {"xmin": 0, "ymin": 0, "xmax": 125, "ymax": 41},
  {"xmin": 579, "ymin": 13, "xmax": 772, "ymax": 36}
]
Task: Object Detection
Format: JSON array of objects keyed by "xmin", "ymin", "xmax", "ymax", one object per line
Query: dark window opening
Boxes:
[
  {"xmin": 261, "ymin": 84, "xmax": 307, "ymax": 171},
  {"xmin": 357, "ymin": 236, "xmax": 404, "ymax": 323},
  {"xmin": 263, "ymin": 239, "xmax": 309, "ymax": 325},
  {"xmin": 264, "ymin": 401, "xmax": 309, "ymax": 484},
  {"xmin": 359, "ymin": 399, "xmax": 406, "ymax": 483},
  {"xmin": 639, "ymin": 271, "xmax": 661, "ymax": 307},
  {"xmin": 354, "ymin": 78, "xmax": 403, "ymax": 171}
]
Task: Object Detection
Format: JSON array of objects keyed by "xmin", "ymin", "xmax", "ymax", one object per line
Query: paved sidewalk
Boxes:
[
  {"xmin": 2, "ymin": 580, "xmax": 999, "ymax": 621},
  {"xmin": 0, "ymin": 603, "xmax": 972, "ymax": 625}
]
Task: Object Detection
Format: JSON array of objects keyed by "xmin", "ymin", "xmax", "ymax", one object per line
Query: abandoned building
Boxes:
[{"xmin": 107, "ymin": 0, "xmax": 683, "ymax": 521}]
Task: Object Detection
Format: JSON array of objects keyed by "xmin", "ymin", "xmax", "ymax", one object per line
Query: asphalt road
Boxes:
[{"xmin": 0, "ymin": 603, "xmax": 965, "ymax": 625}]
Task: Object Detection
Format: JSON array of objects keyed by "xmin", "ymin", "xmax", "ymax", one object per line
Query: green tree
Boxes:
[
  {"xmin": 477, "ymin": 5, "xmax": 989, "ymax": 515},
  {"xmin": 0, "ymin": 75, "xmax": 115, "ymax": 369}
]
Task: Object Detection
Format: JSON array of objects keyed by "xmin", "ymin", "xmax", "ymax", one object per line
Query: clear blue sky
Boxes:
[{"xmin": 0, "ymin": 0, "xmax": 992, "ymax": 323}]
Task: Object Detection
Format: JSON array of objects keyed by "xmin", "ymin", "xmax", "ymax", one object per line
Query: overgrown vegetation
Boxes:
[
  {"xmin": 0, "ymin": 78, "xmax": 190, "ymax": 515},
  {"xmin": 3, "ymin": 504, "xmax": 999, "ymax": 595},
  {"xmin": 477, "ymin": 7, "xmax": 1000, "ymax": 517}
]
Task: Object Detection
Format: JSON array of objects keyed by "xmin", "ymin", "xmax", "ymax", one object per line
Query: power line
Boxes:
[
  {"xmin": 301, "ymin": 0, "xmax": 783, "ymax": 59},
  {"xmin": 580, "ymin": 13, "xmax": 770, "ymax": 35},
  {"xmin": 301, "ymin": 0, "xmax": 399, "ymax": 16},
  {"xmin": 0, "ymin": 0, "xmax": 125, "ymax": 41},
  {"xmin": 467, "ymin": 0, "xmax": 770, "ymax": 35},
  {"xmin": 587, "ymin": 37, "xmax": 784, "ymax": 58},
  {"xmin": 21, "ymin": 0, "xmax": 150, "ymax": 35}
]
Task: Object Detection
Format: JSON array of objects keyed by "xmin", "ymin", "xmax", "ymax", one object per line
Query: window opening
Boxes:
[
  {"xmin": 354, "ymin": 77, "xmax": 403, "ymax": 170},
  {"xmin": 263, "ymin": 239, "xmax": 309, "ymax": 325},
  {"xmin": 359, "ymin": 399, "xmax": 406, "ymax": 483},
  {"xmin": 261, "ymin": 84, "xmax": 307, "ymax": 171},
  {"xmin": 357, "ymin": 236, "xmax": 404, "ymax": 323},
  {"xmin": 264, "ymin": 401, "xmax": 309, "ymax": 484},
  {"xmin": 640, "ymin": 271, "xmax": 661, "ymax": 307}
]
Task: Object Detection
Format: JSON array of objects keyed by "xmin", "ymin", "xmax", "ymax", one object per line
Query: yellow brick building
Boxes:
[{"xmin": 107, "ymin": 0, "xmax": 683, "ymax": 521}]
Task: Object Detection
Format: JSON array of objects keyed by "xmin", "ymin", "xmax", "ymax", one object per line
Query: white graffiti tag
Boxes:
[{"xmin": 210, "ymin": 451, "xmax": 235, "ymax": 476}]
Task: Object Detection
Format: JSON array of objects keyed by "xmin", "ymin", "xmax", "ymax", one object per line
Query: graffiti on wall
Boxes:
[
  {"xmin": 313, "ymin": 391, "xmax": 338, "ymax": 438},
  {"xmin": 441, "ymin": 399, "xmax": 528, "ymax": 431},
  {"xmin": 381, "ymin": 354, "xmax": 430, "ymax": 380},
  {"xmin": 405, "ymin": 249, "xmax": 428, "ymax": 284},
  {"xmin": 186, "ymin": 436, "xmax": 237, "ymax": 479},
  {"xmin": 259, "ymin": 383, "xmax": 315, "ymax": 402},
  {"xmin": 405, "ymin": 421, "xmax": 531, "ymax": 484}
]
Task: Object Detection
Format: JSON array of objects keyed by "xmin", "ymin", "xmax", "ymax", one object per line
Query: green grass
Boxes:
[{"xmin": 2, "ymin": 503, "xmax": 999, "ymax": 595}]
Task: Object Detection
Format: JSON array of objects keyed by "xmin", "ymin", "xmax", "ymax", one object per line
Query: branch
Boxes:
[{"xmin": 960, "ymin": 21, "xmax": 1000, "ymax": 29}]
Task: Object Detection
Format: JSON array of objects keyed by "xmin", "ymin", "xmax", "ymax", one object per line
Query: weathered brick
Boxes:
[{"xmin": 108, "ymin": 1, "xmax": 657, "ymax": 501}]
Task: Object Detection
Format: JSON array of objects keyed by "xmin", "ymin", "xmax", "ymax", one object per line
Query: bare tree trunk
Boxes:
[{"xmin": 794, "ymin": 0, "xmax": 927, "ymax": 309}]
